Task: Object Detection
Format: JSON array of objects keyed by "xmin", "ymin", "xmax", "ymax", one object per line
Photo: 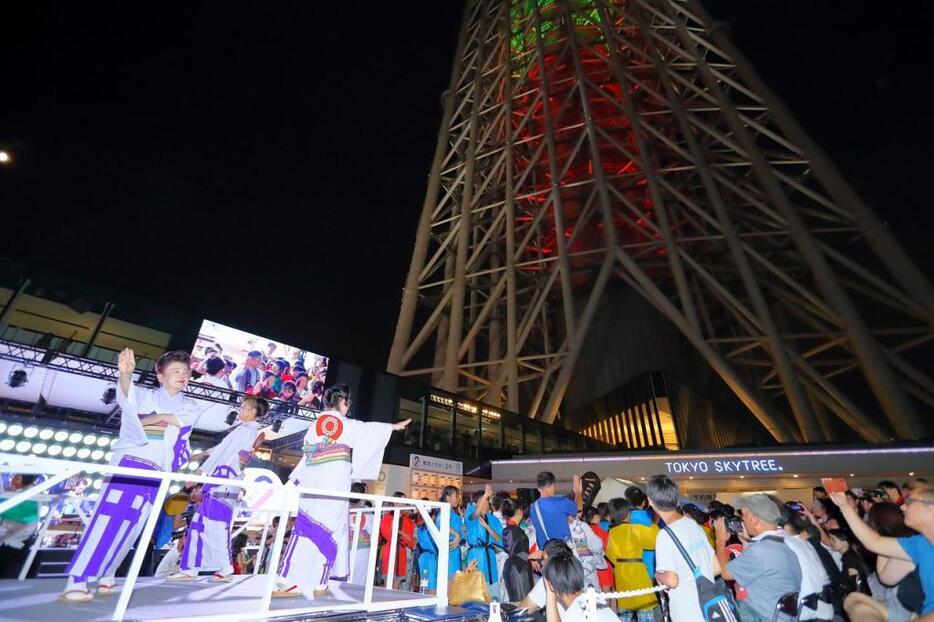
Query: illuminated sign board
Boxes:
[
  {"xmin": 664, "ymin": 458, "xmax": 783, "ymax": 475},
  {"xmin": 410, "ymin": 453, "xmax": 463, "ymax": 476}
]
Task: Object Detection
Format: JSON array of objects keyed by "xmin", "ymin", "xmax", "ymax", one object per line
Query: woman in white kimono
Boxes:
[
  {"xmin": 273, "ymin": 384, "xmax": 410, "ymax": 598},
  {"xmin": 60, "ymin": 348, "xmax": 202, "ymax": 603},
  {"xmin": 170, "ymin": 396, "xmax": 268, "ymax": 581}
]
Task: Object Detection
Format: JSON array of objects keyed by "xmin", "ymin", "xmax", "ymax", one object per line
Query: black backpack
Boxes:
[{"xmin": 663, "ymin": 526, "xmax": 742, "ymax": 622}]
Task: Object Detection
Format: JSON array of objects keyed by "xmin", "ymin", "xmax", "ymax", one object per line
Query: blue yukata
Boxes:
[
  {"xmin": 417, "ymin": 522, "xmax": 438, "ymax": 590},
  {"xmin": 465, "ymin": 504, "xmax": 503, "ymax": 589},
  {"xmin": 440, "ymin": 511, "xmax": 465, "ymax": 578}
]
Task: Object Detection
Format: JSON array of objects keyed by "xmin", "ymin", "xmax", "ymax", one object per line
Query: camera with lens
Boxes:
[{"xmin": 709, "ymin": 507, "xmax": 744, "ymax": 534}]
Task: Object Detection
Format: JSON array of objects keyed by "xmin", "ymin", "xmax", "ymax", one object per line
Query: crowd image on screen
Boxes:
[{"xmin": 189, "ymin": 325, "xmax": 328, "ymax": 406}]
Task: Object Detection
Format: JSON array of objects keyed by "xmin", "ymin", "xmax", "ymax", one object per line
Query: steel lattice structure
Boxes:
[{"xmin": 388, "ymin": 0, "xmax": 934, "ymax": 443}]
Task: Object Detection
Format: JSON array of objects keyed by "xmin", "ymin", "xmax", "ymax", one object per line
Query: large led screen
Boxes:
[{"xmin": 190, "ymin": 319, "xmax": 328, "ymax": 403}]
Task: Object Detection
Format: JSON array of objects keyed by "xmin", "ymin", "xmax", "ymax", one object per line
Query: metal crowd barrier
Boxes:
[{"xmin": 0, "ymin": 452, "xmax": 451, "ymax": 621}]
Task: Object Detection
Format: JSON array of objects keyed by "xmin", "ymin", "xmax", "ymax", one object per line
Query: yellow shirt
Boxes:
[{"xmin": 605, "ymin": 522, "xmax": 659, "ymax": 610}]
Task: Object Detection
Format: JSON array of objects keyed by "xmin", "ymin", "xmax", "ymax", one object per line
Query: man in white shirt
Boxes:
[
  {"xmin": 514, "ymin": 539, "xmax": 573, "ymax": 618},
  {"xmin": 648, "ymin": 475, "xmax": 719, "ymax": 622},
  {"xmin": 543, "ymin": 552, "xmax": 617, "ymax": 622}
]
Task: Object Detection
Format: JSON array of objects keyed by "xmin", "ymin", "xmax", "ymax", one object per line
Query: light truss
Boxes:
[
  {"xmin": 388, "ymin": 0, "xmax": 934, "ymax": 443},
  {"xmin": 0, "ymin": 339, "xmax": 319, "ymax": 428}
]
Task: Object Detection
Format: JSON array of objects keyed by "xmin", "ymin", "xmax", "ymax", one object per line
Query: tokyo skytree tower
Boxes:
[{"xmin": 388, "ymin": 0, "xmax": 933, "ymax": 443}]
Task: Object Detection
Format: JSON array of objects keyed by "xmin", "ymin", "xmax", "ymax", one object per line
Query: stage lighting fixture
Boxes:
[
  {"xmin": 272, "ymin": 418, "xmax": 282, "ymax": 433},
  {"xmin": 83, "ymin": 434, "xmax": 97, "ymax": 446},
  {"xmin": 77, "ymin": 448, "xmax": 90, "ymax": 459},
  {"xmin": 39, "ymin": 428, "xmax": 53, "ymax": 440},
  {"xmin": 7, "ymin": 424, "xmax": 23, "ymax": 437},
  {"xmin": 24, "ymin": 427, "xmax": 38, "ymax": 439},
  {"xmin": 91, "ymin": 449, "xmax": 104, "ymax": 460},
  {"xmin": 68, "ymin": 432, "xmax": 82, "ymax": 444},
  {"xmin": 110, "ymin": 438, "xmax": 118, "ymax": 447},
  {"xmin": 92, "ymin": 479, "xmax": 102, "ymax": 489},
  {"xmin": 15, "ymin": 441, "xmax": 31, "ymax": 453},
  {"xmin": 226, "ymin": 411, "xmax": 238, "ymax": 425},
  {"xmin": 96, "ymin": 436, "xmax": 110, "ymax": 447},
  {"xmin": 62, "ymin": 446, "xmax": 76, "ymax": 458},
  {"xmin": 6, "ymin": 369, "xmax": 28, "ymax": 388},
  {"xmin": 169, "ymin": 485, "xmax": 181, "ymax": 494},
  {"xmin": 101, "ymin": 387, "xmax": 117, "ymax": 405},
  {"xmin": 0, "ymin": 439, "xmax": 15, "ymax": 451},
  {"xmin": 32, "ymin": 443, "xmax": 47, "ymax": 454},
  {"xmin": 188, "ymin": 461, "xmax": 200, "ymax": 471},
  {"xmin": 54, "ymin": 430, "xmax": 68, "ymax": 442},
  {"xmin": 48, "ymin": 445, "xmax": 62, "ymax": 456},
  {"xmin": 0, "ymin": 150, "xmax": 10, "ymax": 163},
  {"xmin": 0, "ymin": 422, "xmax": 6, "ymax": 435},
  {"xmin": 104, "ymin": 451, "xmax": 113, "ymax": 461}
]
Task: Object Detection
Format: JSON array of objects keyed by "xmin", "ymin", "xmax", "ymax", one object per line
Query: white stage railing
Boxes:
[{"xmin": 0, "ymin": 452, "xmax": 451, "ymax": 622}]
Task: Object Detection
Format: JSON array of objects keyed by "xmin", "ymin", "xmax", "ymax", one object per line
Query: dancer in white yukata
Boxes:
[
  {"xmin": 273, "ymin": 384, "xmax": 410, "ymax": 598},
  {"xmin": 170, "ymin": 396, "xmax": 268, "ymax": 581},
  {"xmin": 60, "ymin": 348, "xmax": 202, "ymax": 603}
]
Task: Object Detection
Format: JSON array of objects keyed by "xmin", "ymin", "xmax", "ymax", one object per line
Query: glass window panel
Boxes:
[
  {"xmin": 480, "ymin": 412, "xmax": 502, "ymax": 450},
  {"xmin": 454, "ymin": 409, "xmax": 480, "ymax": 459},
  {"xmin": 542, "ymin": 427, "xmax": 559, "ymax": 453},
  {"xmin": 524, "ymin": 422, "xmax": 543, "ymax": 454},
  {"xmin": 504, "ymin": 420, "xmax": 523, "ymax": 454},
  {"xmin": 398, "ymin": 397, "xmax": 422, "ymax": 447},
  {"xmin": 425, "ymin": 405, "xmax": 452, "ymax": 453},
  {"xmin": 655, "ymin": 397, "xmax": 680, "ymax": 449},
  {"xmin": 626, "ymin": 408, "xmax": 641, "ymax": 448}
]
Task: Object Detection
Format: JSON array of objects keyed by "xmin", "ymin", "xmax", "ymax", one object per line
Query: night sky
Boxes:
[{"xmin": 1, "ymin": 2, "xmax": 932, "ymax": 370}]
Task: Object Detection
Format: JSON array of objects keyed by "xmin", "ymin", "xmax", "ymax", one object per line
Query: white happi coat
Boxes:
[
  {"xmin": 114, "ymin": 384, "xmax": 203, "ymax": 470},
  {"xmin": 278, "ymin": 411, "xmax": 394, "ymax": 591},
  {"xmin": 198, "ymin": 421, "xmax": 261, "ymax": 494},
  {"xmin": 180, "ymin": 421, "xmax": 260, "ymax": 574},
  {"xmin": 67, "ymin": 384, "xmax": 201, "ymax": 582}
]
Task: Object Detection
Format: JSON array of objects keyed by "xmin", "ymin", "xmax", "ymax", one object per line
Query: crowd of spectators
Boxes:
[{"xmin": 410, "ymin": 473, "xmax": 933, "ymax": 622}]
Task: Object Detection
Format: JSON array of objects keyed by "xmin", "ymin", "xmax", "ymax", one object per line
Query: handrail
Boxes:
[{"xmin": 0, "ymin": 452, "xmax": 451, "ymax": 621}]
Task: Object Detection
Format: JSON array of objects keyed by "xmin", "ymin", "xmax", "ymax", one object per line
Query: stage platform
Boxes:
[{"xmin": 0, "ymin": 576, "xmax": 483, "ymax": 622}]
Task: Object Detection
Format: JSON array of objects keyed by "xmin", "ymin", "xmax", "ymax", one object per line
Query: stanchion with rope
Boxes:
[{"xmin": 583, "ymin": 586, "xmax": 668, "ymax": 622}]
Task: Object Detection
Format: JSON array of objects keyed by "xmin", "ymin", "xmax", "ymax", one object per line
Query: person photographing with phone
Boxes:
[{"xmin": 828, "ymin": 483, "xmax": 934, "ymax": 619}]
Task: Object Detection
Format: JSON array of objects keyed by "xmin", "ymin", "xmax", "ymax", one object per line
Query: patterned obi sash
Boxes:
[
  {"xmin": 303, "ymin": 442, "xmax": 351, "ymax": 467},
  {"xmin": 142, "ymin": 421, "xmax": 167, "ymax": 441}
]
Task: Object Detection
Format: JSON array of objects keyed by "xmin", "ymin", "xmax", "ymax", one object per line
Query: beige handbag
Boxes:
[{"xmin": 448, "ymin": 566, "xmax": 490, "ymax": 605}]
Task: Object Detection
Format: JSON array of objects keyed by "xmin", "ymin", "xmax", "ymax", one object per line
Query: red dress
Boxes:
[
  {"xmin": 379, "ymin": 512, "xmax": 415, "ymax": 577},
  {"xmin": 589, "ymin": 523, "xmax": 615, "ymax": 589}
]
